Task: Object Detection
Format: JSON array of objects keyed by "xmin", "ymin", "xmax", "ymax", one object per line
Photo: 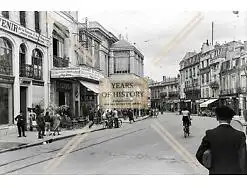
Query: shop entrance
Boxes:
[
  {"xmin": 20, "ymin": 86, "xmax": 27, "ymax": 121},
  {"xmin": 59, "ymin": 91, "xmax": 65, "ymax": 106}
]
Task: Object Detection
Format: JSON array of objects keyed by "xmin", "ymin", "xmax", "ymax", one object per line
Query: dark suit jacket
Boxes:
[{"xmin": 196, "ymin": 124, "xmax": 247, "ymax": 175}]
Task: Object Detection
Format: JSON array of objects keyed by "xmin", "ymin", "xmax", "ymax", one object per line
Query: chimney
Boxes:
[
  {"xmin": 163, "ymin": 76, "xmax": 166, "ymax": 81},
  {"xmin": 244, "ymin": 41, "xmax": 247, "ymax": 51}
]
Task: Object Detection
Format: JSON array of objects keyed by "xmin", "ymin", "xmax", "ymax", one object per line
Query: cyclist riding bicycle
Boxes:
[{"xmin": 182, "ymin": 107, "xmax": 191, "ymax": 128}]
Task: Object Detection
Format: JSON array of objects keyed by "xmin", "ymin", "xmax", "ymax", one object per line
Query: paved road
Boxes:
[{"xmin": 0, "ymin": 113, "xmax": 238, "ymax": 175}]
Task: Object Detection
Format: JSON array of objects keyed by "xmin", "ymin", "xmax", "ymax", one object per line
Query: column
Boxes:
[
  {"xmin": 130, "ymin": 51, "xmax": 135, "ymax": 74},
  {"xmin": 13, "ymin": 46, "xmax": 20, "ymax": 122},
  {"xmin": 240, "ymin": 94, "xmax": 244, "ymax": 117},
  {"xmin": 92, "ymin": 39, "xmax": 95, "ymax": 67},
  {"xmin": 43, "ymin": 47, "xmax": 49, "ymax": 110},
  {"xmin": 109, "ymin": 51, "xmax": 114, "ymax": 75}
]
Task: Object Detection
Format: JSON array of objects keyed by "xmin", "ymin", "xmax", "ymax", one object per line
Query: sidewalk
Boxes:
[
  {"xmin": 121, "ymin": 115, "xmax": 149, "ymax": 123},
  {"xmin": 0, "ymin": 124, "xmax": 104, "ymax": 154}
]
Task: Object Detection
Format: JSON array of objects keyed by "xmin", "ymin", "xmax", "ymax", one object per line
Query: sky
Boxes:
[{"xmin": 78, "ymin": 10, "xmax": 247, "ymax": 82}]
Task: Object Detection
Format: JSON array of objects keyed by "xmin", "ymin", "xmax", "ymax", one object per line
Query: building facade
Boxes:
[
  {"xmin": 179, "ymin": 52, "xmax": 201, "ymax": 113},
  {"xmin": 149, "ymin": 76, "xmax": 179, "ymax": 111},
  {"xmin": 0, "ymin": 11, "xmax": 49, "ymax": 126},
  {"xmin": 109, "ymin": 39, "xmax": 144, "ymax": 78}
]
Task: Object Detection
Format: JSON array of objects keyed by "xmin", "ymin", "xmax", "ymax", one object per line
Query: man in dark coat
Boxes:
[
  {"xmin": 15, "ymin": 111, "xmax": 26, "ymax": 137},
  {"xmin": 196, "ymin": 105, "xmax": 247, "ymax": 175}
]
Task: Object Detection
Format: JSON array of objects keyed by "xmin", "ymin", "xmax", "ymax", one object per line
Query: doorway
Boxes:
[
  {"xmin": 20, "ymin": 86, "xmax": 27, "ymax": 122},
  {"xmin": 59, "ymin": 91, "xmax": 65, "ymax": 106}
]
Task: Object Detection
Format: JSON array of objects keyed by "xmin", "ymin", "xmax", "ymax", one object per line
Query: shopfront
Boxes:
[
  {"xmin": 50, "ymin": 66, "xmax": 104, "ymax": 117},
  {"xmin": 0, "ymin": 37, "xmax": 14, "ymax": 126},
  {"xmin": 0, "ymin": 80, "xmax": 14, "ymax": 125}
]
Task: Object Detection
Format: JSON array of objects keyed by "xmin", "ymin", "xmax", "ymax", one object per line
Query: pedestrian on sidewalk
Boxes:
[
  {"xmin": 15, "ymin": 111, "xmax": 26, "ymax": 137},
  {"xmin": 44, "ymin": 111, "xmax": 52, "ymax": 136},
  {"xmin": 113, "ymin": 108, "xmax": 119, "ymax": 128},
  {"xmin": 36, "ymin": 112, "xmax": 45, "ymax": 139},
  {"xmin": 196, "ymin": 105, "xmax": 247, "ymax": 175},
  {"xmin": 88, "ymin": 108, "xmax": 95, "ymax": 128},
  {"xmin": 53, "ymin": 112, "xmax": 61, "ymax": 135},
  {"xmin": 128, "ymin": 109, "xmax": 135, "ymax": 124}
]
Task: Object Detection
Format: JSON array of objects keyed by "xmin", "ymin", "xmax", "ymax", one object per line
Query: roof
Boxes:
[
  {"xmin": 111, "ymin": 39, "xmax": 144, "ymax": 59},
  {"xmin": 111, "ymin": 40, "xmax": 133, "ymax": 49}
]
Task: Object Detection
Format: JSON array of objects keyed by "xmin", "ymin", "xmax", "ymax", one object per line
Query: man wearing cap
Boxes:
[{"xmin": 196, "ymin": 105, "xmax": 247, "ymax": 175}]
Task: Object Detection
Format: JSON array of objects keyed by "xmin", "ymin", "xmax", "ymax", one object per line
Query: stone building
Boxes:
[
  {"xmin": 109, "ymin": 39, "xmax": 144, "ymax": 77},
  {"xmin": 179, "ymin": 51, "xmax": 201, "ymax": 113},
  {"xmin": 0, "ymin": 11, "xmax": 49, "ymax": 126},
  {"xmin": 149, "ymin": 76, "xmax": 179, "ymax": 111}
]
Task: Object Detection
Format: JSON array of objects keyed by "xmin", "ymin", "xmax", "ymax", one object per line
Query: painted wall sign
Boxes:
[
  {"xmin": 0, "ymin": 16, "xmax": 49, "ymax": 47},
  {"xmin": 50, "ymin": 66, "xmax": 104, "ymax": 81}
]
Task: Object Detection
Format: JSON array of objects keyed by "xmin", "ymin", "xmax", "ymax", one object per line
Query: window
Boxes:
[
  {"xmin": 32, "ymin": 49, "xmax": 42, "ymax": 80},
  {"xmin": 34, "ymin": 11, "xmax": 40, "ymax": 33},
  {"xmin": 19, "ymin": 44, "xmax": 26, "ymax": 74},
  {"xmin": 0, "ymin": 37, "xmax": 12, "ymax": 75},
  {"xmin": 114, "ymin": 51, "xmax": 130, "ymax": 74},
  {"xmin": 2, "ymin": 11, "xmax": 9, "ymax": 19},
  {"xmin": 206, "ymin": 73, "xmax": 209, "ymax": 83},
  {"xmin": 193, "ymin": 67, "xmax": 195, "ymax": 76},
  {"xmin": 185, "ymin": 70, "xmax": 188, "ymax": 79},
  {"xmin": 20, "ymin": 11, "xmax": 26, "ymax": 27},
  {"xmin": 189, "ymin": 68, "xmax": 192, "ymax": 78},
  {"xmin": 53, "ymin": 38, "xmax": 59, "ymax": 56},
  {"xmin": 202, "ymin": 74, "xmax": 204, "ymax": 84}
]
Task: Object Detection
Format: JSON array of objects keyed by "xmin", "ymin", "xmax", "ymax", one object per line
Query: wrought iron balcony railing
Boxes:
[
  {"xmin": 53, "ymin": 56, "xmax": 69, "ymax": 68},
  {"xmin": 20, "ymin": 64, "xmax": 42, "ymax": 80}
]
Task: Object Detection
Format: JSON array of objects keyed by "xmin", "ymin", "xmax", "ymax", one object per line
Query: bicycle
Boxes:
[{"xmin": 183, "ymin": 119, "xmax": 191, "ymax": 138}]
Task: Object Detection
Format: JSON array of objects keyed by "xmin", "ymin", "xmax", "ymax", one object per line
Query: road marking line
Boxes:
[
  {"xmin": 151, "ymin": 124, "xmax": 198, "ymax": 173},
  {"xmin": 151, "ymin": 123, "xmax": 203, "ymax": 174},
  {"xmin": 154, "ymin": 120, "xmax": 201, "ymax": 168},
  {"xmin": 47, "ymin": 134, "xmax": 88, "ymax": 172},
  {"xmin": 44, "ymin": 135, "xmax": 81, "ymax": 171}
]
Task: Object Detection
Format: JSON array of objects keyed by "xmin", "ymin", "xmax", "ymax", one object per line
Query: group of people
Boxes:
[
  {"xmin": 87, "ymin": 108, "xmax": 136, "ymax": 129},
  {"xmin": 15, "ymin": 108, "xmax": 62, "ymax": 139}
]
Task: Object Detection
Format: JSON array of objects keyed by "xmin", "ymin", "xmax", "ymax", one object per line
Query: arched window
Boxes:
[
  {"xmin": 19, "ymin": 44, "xmax": 28, "ymax": 77},
  {"xmin": 32, "ymin": 49, "xmax": 42, "ymax": 80},
  {"xmin": 0, "ymin": 37, "xmax": 12, "ymax": 75}
]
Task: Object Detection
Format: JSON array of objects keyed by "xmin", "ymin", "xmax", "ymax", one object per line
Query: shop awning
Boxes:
[
  {"xmin": 79, "ymin": 81, "xmax": 100, "ymax": 94},
  {"xmin": 200, "ymin": 99, "xmax": 218, "ymax": 108}
]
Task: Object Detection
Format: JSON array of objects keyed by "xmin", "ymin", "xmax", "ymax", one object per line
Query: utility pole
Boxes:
[{"xmin": 212, "ymin": 22, "xmax": 214, "ymax": 46}]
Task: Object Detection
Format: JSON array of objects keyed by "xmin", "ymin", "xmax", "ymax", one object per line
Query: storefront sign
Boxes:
[
  {"xmin": 51, "ymin": 66, "xmax": 104, "ymax": 81},
  {"xmin": 99, "ymin": 75, "xmax": 148, "ymax": 109},
  {"xmin": 56, "ymin": 81, "xmax": 72, "ymax": 91},
  {"xmin": 0, "ymin": 16, "xmax": 49, "ymax": 47},
  {"xmin": 32, "ymin": 80, "xmax": 44, "ymax": 86}
]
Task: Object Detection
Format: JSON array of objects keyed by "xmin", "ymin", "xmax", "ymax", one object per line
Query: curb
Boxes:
[
  {"xmin": 0, "ymin": 127, "xmax": 105, "ymax": 154},
  {"xmin": 122, "ymin": 116, "xmax": 149, "ymax": 123}
]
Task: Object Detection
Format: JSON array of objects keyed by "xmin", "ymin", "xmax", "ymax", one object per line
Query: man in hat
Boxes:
[
  {"xmin": 196, "ymin": 105, "xmax": 247, "ymax": 174},
  {"xmin": 15, "ymin": 111, "xmax": 26, "ymax": 137}
]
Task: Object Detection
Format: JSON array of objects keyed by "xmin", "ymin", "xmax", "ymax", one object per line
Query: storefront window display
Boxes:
[{"xmin": 0, "ymin": 83, "xmax": 13, "ymax": 125}]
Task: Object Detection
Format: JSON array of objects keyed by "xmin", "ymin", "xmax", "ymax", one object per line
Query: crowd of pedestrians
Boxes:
[{"xmin": 15, "ymin": 105, "xmax": 62, "ymax": 139}]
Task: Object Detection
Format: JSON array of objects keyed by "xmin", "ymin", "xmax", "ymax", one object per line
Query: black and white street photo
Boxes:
[{"xmin": 0, "ymin": 8, "xmax": 247, "ymax": 176}]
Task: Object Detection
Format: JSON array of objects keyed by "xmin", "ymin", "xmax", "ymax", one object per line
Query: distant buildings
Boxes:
[
  {"xmin": 178, "ymin": 40, "xmax": 247, "ymax": 116},
  {"xmin": 149, "ymin": 76, "xmax": 179, "ymax": 111}
]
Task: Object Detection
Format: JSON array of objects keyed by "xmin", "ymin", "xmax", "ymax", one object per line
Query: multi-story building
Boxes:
[
  {"xmin": 219, "ymin": 41, "xmax": 245, "ymax": 115},
  {"xmin": 179, "ymin": 51, "xmax": 201, "ymax": 113},
  {"xmin": 109, "ymin": 39, "xmax": 144, "ymax": 77},
  {"xmin": 0, "ymin": 11, "xmax": 49, "ymax": 126},
  {"xmin": 50, "ymin": 15, "xmax": 121, "ymax": 117},
  {"xmin": 149, "ymin": 76, "xmax": 179, "ymax": 111}
]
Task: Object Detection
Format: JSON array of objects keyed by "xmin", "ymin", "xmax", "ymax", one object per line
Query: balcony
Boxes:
[
  {"xmin": 20, "ymin": 64, "xmax": 34, "ymax": 78},
  {"xmin": 53, "ymin": 56, "xmax": 69, "ymax": 68},
  {"xmin": 20, "ymin": 64, "xmax": 42, "ymax": 80}
]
